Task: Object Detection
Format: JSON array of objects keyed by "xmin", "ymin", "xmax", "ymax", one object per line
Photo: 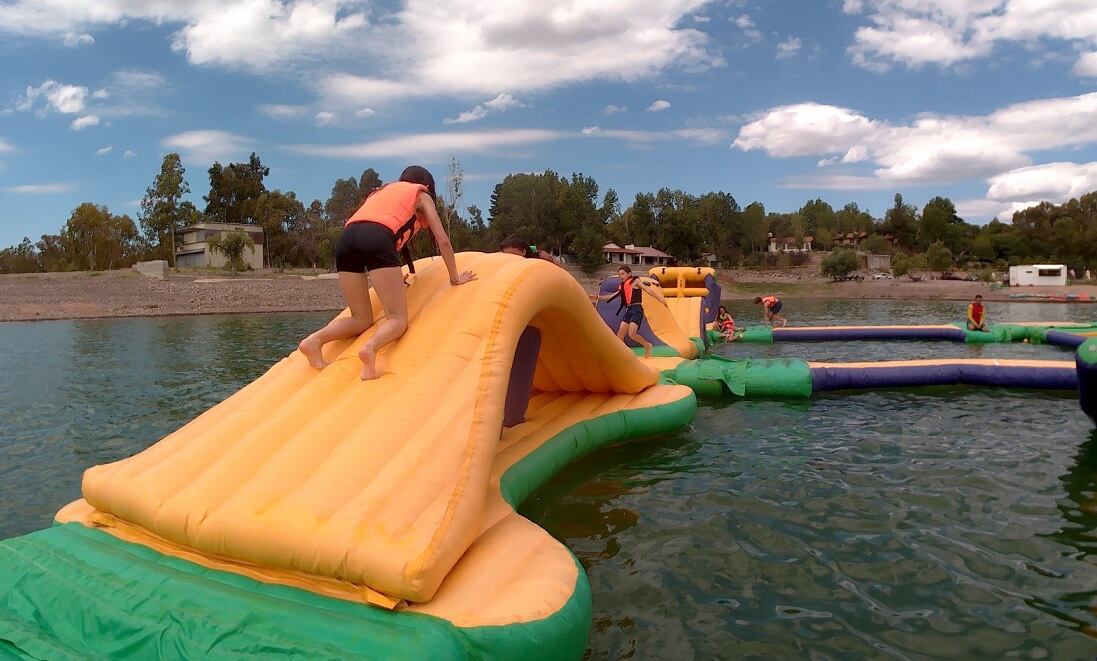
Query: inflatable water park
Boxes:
[{"xmin": 1, "ymin": 252, "xmax": 1095, "ymax": 658}]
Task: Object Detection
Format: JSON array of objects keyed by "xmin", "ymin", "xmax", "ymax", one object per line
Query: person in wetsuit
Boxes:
[{"xmin": 596, "ymin": 265, "xmax": 664, "ymax": 358}]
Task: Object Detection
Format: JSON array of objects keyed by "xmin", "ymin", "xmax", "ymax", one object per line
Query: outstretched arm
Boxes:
[
  {"xmin": 420, "ymin": 192, "xmax": 475, "ymax": 285},
  {"xmin": 640, "ymin": 281, "xmax": 667, "ymax": 305}
]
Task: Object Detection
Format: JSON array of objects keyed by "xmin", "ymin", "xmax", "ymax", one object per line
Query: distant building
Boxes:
[
  {"xmin": 602, "ymin": 242, "xmax": 673, "ymax": 266},
  {"xmin": 866, "ymin": 253, "xmax": 892, "ymax": 270},
  {"xmin": 1009, "ymin": 264, "xmax": 1067, "ymax": 286},
  {"xmin": 175, "ymin": 222, "xmax": 265, "ymax": 270},
  {"xmin": 768, "ymin": 234, "xmax": 813, "ymax": 253}
]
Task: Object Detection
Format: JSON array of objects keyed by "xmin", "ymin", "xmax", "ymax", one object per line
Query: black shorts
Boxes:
[
  {"xmin": 335, "ymin": 222, "xmax": 403, "ymax": 272},
  {"xmin": 769, "ymin": 300, "xmax": 783, "ymax": 314},
  {"xmin": 623, "ymin": 304, "xmax": 644, "ymax": 326}
]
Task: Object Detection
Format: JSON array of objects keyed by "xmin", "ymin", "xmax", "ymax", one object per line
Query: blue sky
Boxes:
[{"xmin": 1, "ymin": 0, "xmax": 1096, "ymax": 248}]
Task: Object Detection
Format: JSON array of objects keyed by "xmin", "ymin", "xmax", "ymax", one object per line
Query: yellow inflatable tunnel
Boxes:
[{"xmin": 648, "ymin": 266, "xmax": 722, "ymax": 342}]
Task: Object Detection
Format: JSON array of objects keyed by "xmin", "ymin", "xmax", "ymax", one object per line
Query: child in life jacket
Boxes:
[
  {"xmin": 716, "ymin": 306, "xmax": 741, "ymax": 341},
  {"xmin": 753, "ymin": 294, "xmax": 787, "ymax": 327},
  {"xmin": 596, "ymin": 265, "xmax": 665, "ymax": 358}
]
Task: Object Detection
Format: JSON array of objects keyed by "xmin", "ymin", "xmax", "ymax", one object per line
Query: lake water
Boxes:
[{"xmin": 1, "ymin": 300, "xmax": 1095, "ymax": 659}]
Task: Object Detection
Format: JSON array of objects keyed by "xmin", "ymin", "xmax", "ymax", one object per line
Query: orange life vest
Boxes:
[
  {"xmin": 622, "ymin": 276, "xmax": 641, "ymax": 306},
  {"xmin": 761, "ymin": 295, "xmax": 778, "ymax": 308},
  {"xmin": 345, "ymin": 182, "xmax": 428, "ymax": 251}
]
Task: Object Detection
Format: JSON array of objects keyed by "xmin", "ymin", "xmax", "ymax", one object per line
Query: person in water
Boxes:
[
  {"xmin": 967, "ymin": 294, "xmax": 988, "ymax": 331},
  {"xmin": 499, "ymin": 235, "xmax": 558, "ymax": 264},
  {"xmin": 298, "ymin": 165, "xmax": 477, "ymax": 379},
  {"xmin": 716, "ymin": 305, "xmax": 741, "ymax": 341},
  {"xmin": 753, "ymin": 295, "xmax": 787, "ymax": 327},
  {"xmin": 596, "ymin": 265, "xmax": 665, "ymax": 357}
]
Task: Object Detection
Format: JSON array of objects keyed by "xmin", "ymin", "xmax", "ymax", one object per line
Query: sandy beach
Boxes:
[{"xmin": 2, "ymin": 266, "xmax": 1096, "ymax": 322}]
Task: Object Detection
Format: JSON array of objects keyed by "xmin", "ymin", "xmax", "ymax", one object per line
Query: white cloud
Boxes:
[
  {"xmin": 603, "ymin": 104, "xmax": 627, "ymax": 115},
  {"xmin": 845, "ymin": 1, "xmax": 1097, "ymax": 73},
  {"xmin": 1075, "ymin": 51, "xmax": 1097, "ymax": 77},
  {"xmin": 985, "ymin": 162, "xmax": 1097, "ymax": 203},
  {"xmin": 581, "ymin": 125, "xmax": 726, "ymax": 143},
  {"xmin": 94, "ymin": 70, "xmax": 167, "ymax": 119},
  {"xmin": 693, "ymin": 15, "xmax": 710, "ymax": 23},
  {"xmin": 286, "ymin": 128, "xmax": 565, "ymax": 159},
  {"xmin": 647, "ymin": 99, "xmax": 671, "ymax": 112},
  {"xmin": 0, "ymin": 138, "xmax": 13, "ymax": 153},
  {"xmin": 733, "ymin": 14, "xmax": 761, "ymax": 41},
  {"xmin": 319, "ymin": 1, "xmax": 721, "ymax": 108},
  {"xmin": 70, "ymin": 114, "xmax": 100, "ymax": 130},
  {"xmin": 62, "ymin": 31, "xmax": 93, "ymax": 47},
  {"xmin": 776, "ymin": 36, "xmax": 801, "ymax": 59},
  {"xmin": 259, "ymin": 103, "xmax": 308, "ymax": 118},
  {"xmin": 123, "ymin": 149, "xmax": 136, "ymax": 159},
  {"xmin": 18, "ymin": 80, "xmax": 87, "ymax": 114},
  {"xmin": 91, "ymin": 88, "xmax": 109, "ymax": 99},
  {"xmin": 110, "ymin": 69, "xmax": 166, "ymax": 90},
  {"xmin": 163, "ymin": 129, "xmax": 251, "ymax": 163},
  {"xmin": 96, "ymin": 145, "xmax": 113, "ymax": 155},
  {"xmin": 314, "ymin": 111, "xmax": 336, "ymax": 126},
  {"xmin": 5, "ymin": 183, "xmax": 73, "ymax": 194},
  {"xmin": 734, "ymin": 92, "xmax": 1097, "ymax": 186},
  {"xmin": 355, "ymin": 107, "xmax": 376, "ymax": 118},
  {"xmin": 444, "ymin": 92, "xmax": 525, "ymax": 125}
]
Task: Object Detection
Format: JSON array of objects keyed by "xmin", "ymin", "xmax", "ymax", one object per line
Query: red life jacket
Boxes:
[
  {"xmin": 761, "ymin": 295, "xmax": 778, "ymax": 309},
  {"xmin": 621, "ymin": 276, "xmax": 642, "ymax": 305},
  {"xmin": 345, "ymin": 182, "xmax": 428, "ymax": 251}
]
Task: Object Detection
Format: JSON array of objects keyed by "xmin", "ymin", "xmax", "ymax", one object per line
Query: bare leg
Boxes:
[
  {"xmin": 774, "ymin": 314, "xmax": 788, "ymax": 327},
  {"xmin": 616, "ymin": 322, "xmax": 629, "ymax": 340},
  {"xmin": 358, "ymin": 266, "xmax": 409, "ymax": 380},
  {"xmin": 299, "ymin": 272, "xmax": 374, "ymax": 368},
  {"xmin": 627, "ymin": 323, "xmax": 652, "ymax": 357}
]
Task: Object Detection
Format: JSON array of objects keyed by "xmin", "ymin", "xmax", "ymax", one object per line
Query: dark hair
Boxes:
[
  {"xmin": 975, "ymin": 294, "xmax": 983, "ymax": 300},
  {"xmin": 399, "ymin": 165, "xmax": 437, "ymax": 201},
  {"xmin": 753, "ymin": 296, "xmax": 763, "ymax": 304},
  {"xmin": 499, "ymin": 235, "xmax": 532, "ymax": 256},
  {"xmin": 719, "ymin": 306, "xmax": 728, "ymax": 314},
  {"xmin": 618, "ymin": 265, "xmax": 632, "ymax": 274}
]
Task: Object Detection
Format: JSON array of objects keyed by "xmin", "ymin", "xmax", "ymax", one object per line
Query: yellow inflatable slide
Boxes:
[{"xmin": 0, "ymin": 252, "xmax": 696, "ymax": 659}]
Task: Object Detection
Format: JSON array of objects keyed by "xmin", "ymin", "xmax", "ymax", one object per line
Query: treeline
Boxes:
[{"xmin": 3, "ymin": 154, "xmax": 1097, "ymax": 275}]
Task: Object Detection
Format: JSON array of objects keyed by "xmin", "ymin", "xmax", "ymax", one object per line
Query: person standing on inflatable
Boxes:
[
  {"xmin": 596, "ymin": 265, "xmax": 664, "ymax": 358},
  {"xmin": 299, "ymin": 166, "xmax": 476, "ymax": 379},
  {"xmin": 967, "ymin": 294, "xmax": 988, "ymax": 331},
  {"xmin": 753, "ymin": 294, "xmax": 787, "ymax": 327}
]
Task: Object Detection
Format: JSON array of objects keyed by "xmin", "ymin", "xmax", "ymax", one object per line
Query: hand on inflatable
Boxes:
[{"xmin": 452, "ymin": 271, "xmax": 477, "ymax": 286}]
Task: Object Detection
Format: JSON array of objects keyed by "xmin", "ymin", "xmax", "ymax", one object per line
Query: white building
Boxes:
[
  {"xmin": 1009, "ymin": 264, "xmax": 1067, "ymax": 286},
  {"xmin": 602, "ymin": 243, "xmax": 673, "ymax": 266},
  {"xmin": 768, "ymin": 234, "xmax": 813, "ymax": 253}
]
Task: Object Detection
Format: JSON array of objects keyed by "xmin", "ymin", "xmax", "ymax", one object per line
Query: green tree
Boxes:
[
  {"xmin": 882, "ymin": 193, "xmax": 917, "ymax": 248},
  {"xmin": 0, "ymin": 238, "xmax": 40, "ymax": 273},
  {"xmin": 61, "ymin": 203, "xmax": 140, "ymax": 271},
  {"xmin": 204, "ymin": 153, "xmax": 269, "ymax": 224},
  {"xmin": 835, "ymin": 202, "xmax": 875, "ymax": 234},
  {"xmin": 798, "ymin": 198, "xmax": 835, "ymax": 236},
  {"xmin": 573, "ymin": 225, "xmax": 606, "ymax": 274},
  {"xmin": 860, "ymin": 234, "xmax": 893, "ymax": 254},
  {"xmin": 207, "ymin": 230, "xmax": 255, "ymax": 272},
  {"xmin": 138, "ymin": 152, "xmax": 190, "ymax": 265},
  {"xmin": 891, "ymin": 252, "xmax": 910, "ymax": 277},
  {"xmin": 358, "ymin": 168, "xmax": 382, "ymax": 197},
  {"xmin": 926, "ymin": 241, "xmax": 953, "ymax": 275},
  {"xmin": 294, "ymin": 200, "xmax": 329, "ymax": 268},
  {"xmin": 325, "ymin": 176, "xmax": 361, "ymax": 226},
  {"xmin": 438, "ymin": 157, "xmax": 464, "ymax": 236},
  {"xmin": 253, "ymin": 190, "xmax": 305, "ymax": 268},
  {"xmin": 742, "ymin": 202, "xmax": 768, "ymax": 254},
  {"xmin": 821, "ymin": 248, "xmax": 858, "ymax": 280},
  {"xmin": 972, "ymin": 235, "xmax": 996, "ymax": 261}
]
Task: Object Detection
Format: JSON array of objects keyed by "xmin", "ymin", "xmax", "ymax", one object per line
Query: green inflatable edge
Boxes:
[
  {"xmin": 0, "ymin": 391, "xmax": 697, "ymax": 660},
  {"xmin": 661, "ymin": 355, "xmax": 813, "ymax": 399}
]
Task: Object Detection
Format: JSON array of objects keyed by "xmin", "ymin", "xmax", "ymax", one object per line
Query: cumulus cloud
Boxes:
[
  {"xmin": 123, "ymin": 149, "xmax": 136, "ymax": 158},
  {"xmin": 314, "ymin": 111, "xmax": 337, "ymax": 126},
  {"xmin": 96, "ymin": 145, "xmax": 113, "ymax": 155},
  {"xmin": 355, "ymin": 107, "xmax": 376, "ymax": 118},
  {"xmin": 845, "ymin": 1, "xmax": 1097, "ymax": 73},
  {"xmin": 91, "ymin": 88, "xmax": 109, "ymax": 99},
  {"xmin": 985, "ymin": 162, "xmax": 1097, "ymax": 203},
  {"xmin": 734, "ymin": 92, "xmax": 1097, "ymax": 186},
  {"xmin": 603, "ymin": 104, "xmax": 627, "ymax": 115},
  {"xmin": 0, "ymin": 0, "xmax": 722, "ymax": 100},
  {"xmin": 70, "ymin": 114, "xmax": 100, "ymax": 130},
  {"xmin": 733, "ymin": 14, "xmax": 761, "ymax": 41},
  {"xmin": 646, "ymin": 99, "xmax": 671, "ymax": 112},
  {"xmin": 5, "ymin": 183, "xmax": 73, "ymax": 194},
  {"xmin": 444, "ymin": 93, "xmax": 526, "ymax": 125},
  {"xmin": 62, "ymin": 31, "xmax": 93, "ymax": 47},
  {"xmin": 163, "ymin": 129, "xmax": 252, "ymax": 163},
  {"xmin": 259, "ymin": 103, "xmax": 308, "ymax": 118},
  {"xmin": 776, "ymin": 36, "xmax": 801, "ymax": 59},
  {"xmin": 17, "ymin": 80, "xmax": 87, "ymax": 114}
]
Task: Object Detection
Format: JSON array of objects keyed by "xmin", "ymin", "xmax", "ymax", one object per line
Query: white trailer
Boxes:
[{"xmin": 1009, "ymin": 264, "xmax": 1067, "ymax": 286}]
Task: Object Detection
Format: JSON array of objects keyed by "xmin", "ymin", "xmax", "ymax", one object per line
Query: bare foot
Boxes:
[
  {"xmin": 299, "ymin": 336, "xmax": 328, "ymax": 369},
  {"xmin": 358, "ymin": 344, "xmax": 378, "ymax": 380},
  {"xmin": 643, "ymin": 346, "xmax": 653, "ymax": 358}
]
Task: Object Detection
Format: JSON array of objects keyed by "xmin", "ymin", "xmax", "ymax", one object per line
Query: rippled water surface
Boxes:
[{"xmin": 1, "ymin": 300, "xmax": 1096, "ymax": 660}]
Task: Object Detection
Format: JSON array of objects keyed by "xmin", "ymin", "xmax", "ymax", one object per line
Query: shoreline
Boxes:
[{"xmin": 2, "ymin": 268, "xmax": 1096, "ymax": 323}]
